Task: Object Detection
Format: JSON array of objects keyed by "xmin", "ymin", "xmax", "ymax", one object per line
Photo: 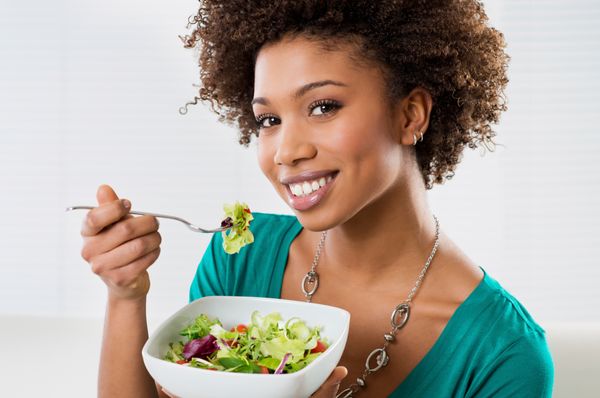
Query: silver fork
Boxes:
[{"xmin": 65, "ymin": 206, "xmax": 233, "ymax": 233}]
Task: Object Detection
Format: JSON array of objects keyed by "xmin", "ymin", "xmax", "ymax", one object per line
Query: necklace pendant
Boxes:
[
  {"xmin": 302, "ymin": 271, "xmax": 319, "ymax": 297},
  {"xmin": 365, "ymin": 348, "xmax": 389, "ymax": 372},
  {"xmin": 390, "ymin": 302, "xmax": 410, "ymax": 329}
]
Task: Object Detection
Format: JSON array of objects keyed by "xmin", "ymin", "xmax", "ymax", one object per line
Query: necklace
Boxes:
[{"xmin": 301, "ymin": 215, "xmax": 440, "ymax": 398}]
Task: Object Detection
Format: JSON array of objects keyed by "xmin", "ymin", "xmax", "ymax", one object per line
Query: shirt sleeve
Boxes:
[
  {"xmin": 467, "ymin": 333, "xmax": 555, "ymax": 398},
  {"xmin": 188, "ymin": 232, "xmax": 228, "ymax": 302}
]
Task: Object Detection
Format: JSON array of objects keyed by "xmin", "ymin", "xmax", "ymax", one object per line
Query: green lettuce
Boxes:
[
  {"xmin": 221, "ymin": 202, "xmax": 254, "ymax": 254},
  {"xmin": 164, "ymin": 310, "xmax": 329, "ymax": 374}
]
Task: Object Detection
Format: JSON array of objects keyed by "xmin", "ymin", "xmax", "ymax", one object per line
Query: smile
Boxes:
[
  {"xmin": 287, "ymin": 174, "xmax": 334, "ymax": 197},
  {"xmin": 283, "ymin": 171, "xmax": 338, "ymax": 211}
]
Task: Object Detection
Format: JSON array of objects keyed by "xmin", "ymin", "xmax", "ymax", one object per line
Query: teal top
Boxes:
[{"xmin": 189, "ymin": 213, "xmax": 554, "ymax": 397}]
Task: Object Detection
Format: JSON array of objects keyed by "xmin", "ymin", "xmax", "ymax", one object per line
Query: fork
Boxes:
[{"xmin": 65, "ymin": 206, "xmax": 233, "ymax": 233}]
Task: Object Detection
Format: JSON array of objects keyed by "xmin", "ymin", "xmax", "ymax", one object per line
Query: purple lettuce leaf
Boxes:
[{"xmin": 183, "ymin": 334, "xmax": 219, "ymax": 360}]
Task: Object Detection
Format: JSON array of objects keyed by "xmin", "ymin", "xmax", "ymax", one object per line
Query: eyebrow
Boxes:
[{"xmin": 251, "ymin": 79, "xmax": 348, "ymax": 106}]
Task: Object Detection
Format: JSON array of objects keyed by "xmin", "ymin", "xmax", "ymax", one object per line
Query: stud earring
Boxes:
[{"xmin": 413, "ymin": 130, "xmax": 424, "ymax": 146}]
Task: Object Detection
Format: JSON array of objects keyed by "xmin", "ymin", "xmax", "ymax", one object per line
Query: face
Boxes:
[{"xmin": 252, "ymin": 35, "xmax": 408, "ymax": 231}]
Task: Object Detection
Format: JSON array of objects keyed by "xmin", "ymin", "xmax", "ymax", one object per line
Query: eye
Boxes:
[
  {"xmin": 308, "ymin": 99, "xmax": 342, "ymax": 117},
  {"xmin": 255, "ymin": 113, "xmax": 280, "ymax": 129}
]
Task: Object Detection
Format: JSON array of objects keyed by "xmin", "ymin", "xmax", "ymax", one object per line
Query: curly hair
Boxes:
[{"xmin": 179, "ymin": 0, "xmax": 509, "ymax": 189}]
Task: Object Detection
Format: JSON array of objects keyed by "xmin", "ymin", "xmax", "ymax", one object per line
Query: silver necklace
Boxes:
[{"xmin": 301, "ymin": 215, "xmax": 440, "ymax": 398}]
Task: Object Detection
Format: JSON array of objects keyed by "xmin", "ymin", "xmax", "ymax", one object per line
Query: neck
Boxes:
[{"xmin": 321, "ymin": 174, "xmax": 438, "ymax": 282}]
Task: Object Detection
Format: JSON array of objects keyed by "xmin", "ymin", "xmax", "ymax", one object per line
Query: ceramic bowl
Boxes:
[{"xmin": 142, "ymin": 296, "xmax": 350, "ymax": 398}]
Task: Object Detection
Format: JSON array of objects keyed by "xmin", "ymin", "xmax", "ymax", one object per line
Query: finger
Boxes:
[
  {"xmin": 82, "ymin": 215, "xmax": 159, "ymax": 260},
  {"xmin": 81, "ymin": 198, "xmax": 132, "ymax": 237},
  {"xmin": 89, "ymin": 231, "xmax": 162, "ymax": 275},
  {"xmin": 311, "ymin": 366, "xmax": 348, "ymax": 398},
  {"xmin": 97, "ymin": 184, "xmax": 119, "ymax": 205},
  {"xmin": 103, "ymin": 247, "xmax": 160, "ymax": 290}
]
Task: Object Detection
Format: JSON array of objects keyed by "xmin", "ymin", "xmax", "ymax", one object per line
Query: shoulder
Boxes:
[
  {"xmin": 206, "ymin": 212, "xmax": 302, "ymax": 297},
  {"xmin": 207, "ymin": 212, "xmax": 300, "ymax": 253},
  {"xmin": 476, "ymin": 270, "xmax": 546, "ymax": 336},
  {"xmin": 189, "ymin": 212, "xmax": 301, "ymax": 300},
  {"xmin": 248, "ymin": 212, "xmax": 301, "ymax": 239},
  {"xmin": 461, "ymin": 269, "xmax": 554, "ymax": 396}
]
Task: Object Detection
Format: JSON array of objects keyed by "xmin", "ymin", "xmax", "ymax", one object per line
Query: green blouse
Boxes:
[{"xmin": 189, "ymin": 213, "xmax": 554, "ymax": 397}]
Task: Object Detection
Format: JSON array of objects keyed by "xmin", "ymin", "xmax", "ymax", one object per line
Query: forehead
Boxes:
[{"xmin": 253, "ymin": 35, "xmax": 381, "ymax": 97}]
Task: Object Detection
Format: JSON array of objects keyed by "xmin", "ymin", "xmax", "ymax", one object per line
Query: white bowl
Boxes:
[{"xmin": 142, "ymin": 296, "xmax": 350, "ymax": 398}]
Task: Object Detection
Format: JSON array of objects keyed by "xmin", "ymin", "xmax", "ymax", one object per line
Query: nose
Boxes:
[{"xmin": 273, "ymin": 121, "xmax": 317, "ymax": 166}]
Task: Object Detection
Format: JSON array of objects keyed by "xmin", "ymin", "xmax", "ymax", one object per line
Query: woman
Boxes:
[{"xmin": 80, "ymin": 1, "xmax": 554, "ymax": 397}]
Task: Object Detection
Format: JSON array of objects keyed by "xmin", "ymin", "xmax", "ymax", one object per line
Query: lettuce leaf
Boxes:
[
  {"xmin": 221, "ymin": 202, "xmax": 254, "ymax": 254},
  {"xmin": 179, "ymin": 313, "xmax": 222, "ymax": 340},
  {"xmin": 164, "ymin": 341, "xmax": 185, "ymax": 363}
]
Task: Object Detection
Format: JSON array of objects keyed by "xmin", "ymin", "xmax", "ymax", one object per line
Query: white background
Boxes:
[{"xmin": 1, "ymin": 0, "xmax": 599, "ymax": 396}]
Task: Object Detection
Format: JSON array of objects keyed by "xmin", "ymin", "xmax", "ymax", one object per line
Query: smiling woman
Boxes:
[
  {"xmin": 179, "ymin": 0, "xmax": 509, "ymax": 191},
  {"xmin": 85, "ymin": 1, "xmax": 552, "ymax": 398},
  {"xmin": 174, "ymin": 1, "xmax": 554, "ymax": 398}
]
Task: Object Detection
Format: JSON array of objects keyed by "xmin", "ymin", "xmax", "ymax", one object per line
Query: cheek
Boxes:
[
  {"xmin": 256, "ymin": 136, "xmax": 275, "ymax": 179},
  {"xmin": 327, "ymin": 119, "xmax": 395, "ymax": 164}
]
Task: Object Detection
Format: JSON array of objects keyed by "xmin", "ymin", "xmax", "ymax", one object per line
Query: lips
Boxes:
[
  {"xmin": 280, "ymin": 170, "xmax": 338, "ymax": 185},
  {"xmin": 282, "ymin": 171, "xmax": 338, "ymax": 211}
]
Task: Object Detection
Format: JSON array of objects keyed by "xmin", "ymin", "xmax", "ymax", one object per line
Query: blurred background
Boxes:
[{"xmin": 1, "ymin": 0, "xmax": 599, "ymax": 396}]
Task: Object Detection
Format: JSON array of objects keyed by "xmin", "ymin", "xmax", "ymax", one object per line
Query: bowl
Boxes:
[{"xmin": 142, "ymin": 296, "xmax": 350, "ymax": 398}]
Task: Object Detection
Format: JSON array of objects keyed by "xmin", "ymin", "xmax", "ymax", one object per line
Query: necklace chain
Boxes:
[{"xmin": 302, "ymin": 215, "xmax": 440, "ymax": 398}]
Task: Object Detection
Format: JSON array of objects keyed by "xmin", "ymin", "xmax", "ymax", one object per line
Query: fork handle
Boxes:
[
  {"xmin": 65, "ymin": 205, "xmax": 226, "ymax": 233},
  {"xmin": 66, "ymin": 206, "xmax": 189, "ymax": 224},
  {"xmin": 65, "ymin": 205, "xmax": 165, "ymax": 218}
]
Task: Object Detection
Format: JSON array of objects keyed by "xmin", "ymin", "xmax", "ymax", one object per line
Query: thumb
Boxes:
[
  {"xmin": 314, "ymin": 366, "xmax": 348, "ymax": 397},
  {"xmin": 96, "ymin": 184, "xmax": 120, "ymax": 205},
  {"xmin": 330, "ymin": 366, "xmax": 348, "ymax": 389}
]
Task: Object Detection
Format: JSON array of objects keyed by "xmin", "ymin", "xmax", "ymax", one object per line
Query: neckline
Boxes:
[{"xmin": 274, "ymin": 218, "xmax": 489, "ymax": 395}]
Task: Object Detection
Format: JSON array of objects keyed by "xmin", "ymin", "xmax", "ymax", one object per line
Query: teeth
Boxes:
[
  {"xmin": 302, "ymin": 182, "xmax": 312, "ymax": 195},
  {"xmin": 292, "ymin": 185, "xmax": 303, "ymax": 196},
  {"xmin": 288, "ymin": 174, "xmax": 335, "ymax": 197}
]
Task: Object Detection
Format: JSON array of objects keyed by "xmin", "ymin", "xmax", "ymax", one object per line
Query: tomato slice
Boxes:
[
  {"xmin": 236, "ymin": 324, "xmax": 248, "ymax": 333},
  {"xmin": 259, "ymin": 365, "xmax": 270, "ymax": 374},
  {"xmin": 310, "ymin": 340, "xmax": 327, "ymax": 354},
  {"xmin": 176, "ymin": 359, "xmax": 188, "ymax": 365}
]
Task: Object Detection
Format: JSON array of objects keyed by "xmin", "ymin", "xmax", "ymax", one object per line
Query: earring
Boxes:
[{"xmin": 413, "ymin": 130, "xmax": 424, "ymax": 146}]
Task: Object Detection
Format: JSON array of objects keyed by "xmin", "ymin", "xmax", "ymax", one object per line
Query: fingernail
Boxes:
[{"xmin": 122, "ymin": 199, "xmax": 131, "ymax": 209}]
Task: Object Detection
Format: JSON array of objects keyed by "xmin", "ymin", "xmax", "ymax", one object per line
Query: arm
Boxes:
[
  {"xmin": 98, "ymin": 295, "xmax": 159, "ymax": 398},
  {"xmin": 79, "ymin": 185, "xmax": 163, "ymax": 397}
]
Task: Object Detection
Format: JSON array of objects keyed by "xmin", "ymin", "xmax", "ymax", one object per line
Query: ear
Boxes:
[{"xmin": 393, "ymin": 87, "xmax": 433, "ymax": 146}]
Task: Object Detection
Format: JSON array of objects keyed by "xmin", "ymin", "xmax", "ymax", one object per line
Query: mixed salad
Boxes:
[
  {"xmin": 220, "ymin": 202, "xmax": 254, "ymax": 254},
  {"xmin": 164, "ymin": 311, "xmax": 329, "ymax": 374}
]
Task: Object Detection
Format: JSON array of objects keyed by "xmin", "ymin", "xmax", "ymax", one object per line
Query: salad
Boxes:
[
  {"xmin": 220, "ymin": 202, "xmax": 254, "ymax": 254},
  {"xmin": 164, "ymin": 311, "xmax": 329, "ymax": 374}
]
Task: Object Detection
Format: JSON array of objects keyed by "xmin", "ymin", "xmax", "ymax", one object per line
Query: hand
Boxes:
[
  {"xmin": 311, "ymin": 366, "xmax": 348, "ymax": 397},
  {"xmin": 80, "ymin": 184, "xmax": 162, "ymax": 300}
]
